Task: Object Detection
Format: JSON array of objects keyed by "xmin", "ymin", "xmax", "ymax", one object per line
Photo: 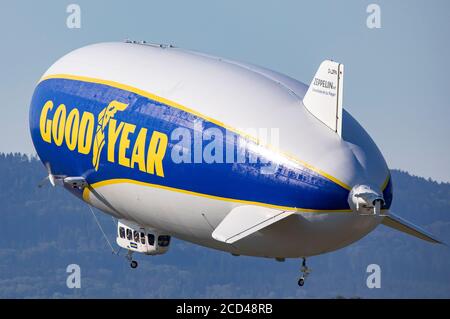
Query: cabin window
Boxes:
[
  {"xmin": 134, "ymin": 231, "xmax": 139, "ymax": 243},
  {"xmin": 126, "ymin": 229, "xmax": 132, "ymax": 240},
  {"xmin": 119, "ymin": 227, "xmax": 125, "ymax": 239},
  {"xmin": 158, "ymin": 235, "xmax": 171, "ymax": 247},
  {"xmin": 140, "ymin": 232, "xmax": 146, "ymax": 245},
  {"xmin": 148, "ymin": 234, "xmax": 155, "ymax": 246}
]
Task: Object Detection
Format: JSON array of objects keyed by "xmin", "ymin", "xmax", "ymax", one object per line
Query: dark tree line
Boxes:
[{"xmin": 0, "ymin": 153, "xmax": 449, "ymax": 298}]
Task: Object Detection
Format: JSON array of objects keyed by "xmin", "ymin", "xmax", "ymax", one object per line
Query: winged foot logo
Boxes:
[
  {"xmin": 38, "ymin": 100, "xmax": 168, "ymax": 177},
  {"xmin": 92, "ymin": 100, "xmax": 128, "ymax": 170}
]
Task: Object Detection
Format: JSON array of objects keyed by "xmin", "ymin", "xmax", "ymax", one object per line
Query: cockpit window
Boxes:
[
  {"xmin": 148, "ymin": 234, "xmax": 155, "ymax": 246},
  {"xmin": 134, "ymin": 230, "xmax": 139, "ymax": 243},
  {"xmin": 126, "ymin": 229, "xmax": 132, "ymax": 240},
  {"xmin": 140, "ymin": 232, "xmax": 146, "ymax": 245},
  {"xmin": 119, "ymin": 227, "xmax": 125, "ymax": 239},
  {"xmin": 158, "ymin": 235, "xmax": 171, "ymax": 247}
]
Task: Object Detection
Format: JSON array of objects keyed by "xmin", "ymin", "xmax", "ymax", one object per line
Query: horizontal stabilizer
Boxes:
[
  {"xmin": 303, "ymin": 60, "xmax": 344, "ymax": 136},
  {"xmin": 212, "ymin": 206, "xmax": 294, "ymax": 244},
  {"xmin": 382, "ymin": 212, "xmax": 444, "ymax": 244}
]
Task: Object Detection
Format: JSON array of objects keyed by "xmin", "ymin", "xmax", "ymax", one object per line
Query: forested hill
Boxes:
[{"xmin": 0, "ymin": 153, "xmax": 449, "ymax": 298}]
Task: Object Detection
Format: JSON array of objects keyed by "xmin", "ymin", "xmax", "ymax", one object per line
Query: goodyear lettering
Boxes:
[
  {"xmin": 52, "ymin": 104, "xmax": 66, "ymax": 146},
  {"xmin": 38, "ymin": 100, "xmax": 168, "ymax": 178},
  {"xmin": 118, "ymin": 123, "xmax": 136, "ymax": 168},
  {"xmin": 65, "ymin": 108, "xmax": 80, "ymax": 151},
  {"xmin": 40, "ymin": 100, "xmax": 53, "ymax": 143},
  {"xmin": 107, "ymin": 119, "xmax": 124, "ymax": 163},
  {"xmin": 147, "ymin": 131, "xmax": 168, "ymax": 177},
  {"xmin": 131, "ymin": 128, "xmax": 148, "ymax": 172},
  {"xmin": 78, "ymin": 112, "xmax": 94, "ymax": 155}
]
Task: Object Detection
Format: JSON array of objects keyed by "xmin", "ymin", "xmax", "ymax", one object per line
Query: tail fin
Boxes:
[
  {"xmin": 303, "ymin": 60, "xmax": 344, "ymax": 136},
  {"xmin": 382, "ymin": 212, "xmax": 444, "ymax": 244},
  {"xmin": 212, "ymin": 205, "xmax": 294, "ymax": 244}
]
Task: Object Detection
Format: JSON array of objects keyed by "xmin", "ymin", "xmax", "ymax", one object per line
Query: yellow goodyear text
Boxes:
[{"xmin": 38, "ymin": 100, "xmax": 168, "ymax": 177}]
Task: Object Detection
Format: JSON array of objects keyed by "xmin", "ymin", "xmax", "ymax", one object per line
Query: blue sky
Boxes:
[{"xmin": 0, "ymin": 0, "xmax": 449, "ymax": 182}]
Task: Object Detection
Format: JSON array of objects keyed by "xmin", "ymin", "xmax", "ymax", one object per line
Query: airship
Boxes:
[{"xmin": 29, "ymin": 41, "xmax": 442, "ymax": 286}]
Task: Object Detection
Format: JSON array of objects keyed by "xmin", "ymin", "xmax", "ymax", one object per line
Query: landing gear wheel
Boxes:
[
  {"xmin": 130, "ymin": 260, "xmax": 138, "ymax": 269},
  {"xmin": 297, "ymin": 257, "xmax": 310, "ymax": 287}
]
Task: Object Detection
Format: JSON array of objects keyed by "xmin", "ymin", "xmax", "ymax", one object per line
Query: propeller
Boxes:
[
  {"xmin": 348, "ymin": 184, "xmax": 385, "ymax": 216},
  {"xmin": 46, "ymin": 162, "xmax": 56, "ymax": 186},
  {"xmin": 37, "ymin": 162, "xmax": 60, "ymax": 188}
]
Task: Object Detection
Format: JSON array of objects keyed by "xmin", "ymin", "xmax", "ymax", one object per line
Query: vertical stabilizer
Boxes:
[{"xmin": 303, "ymin": 60, "xmax": 344, "ymax": 136}]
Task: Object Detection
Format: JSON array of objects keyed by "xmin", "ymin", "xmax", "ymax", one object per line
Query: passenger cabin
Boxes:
[{"xmin": 116, "ymin": 220, "xmax": 171, "ymax": 255}]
